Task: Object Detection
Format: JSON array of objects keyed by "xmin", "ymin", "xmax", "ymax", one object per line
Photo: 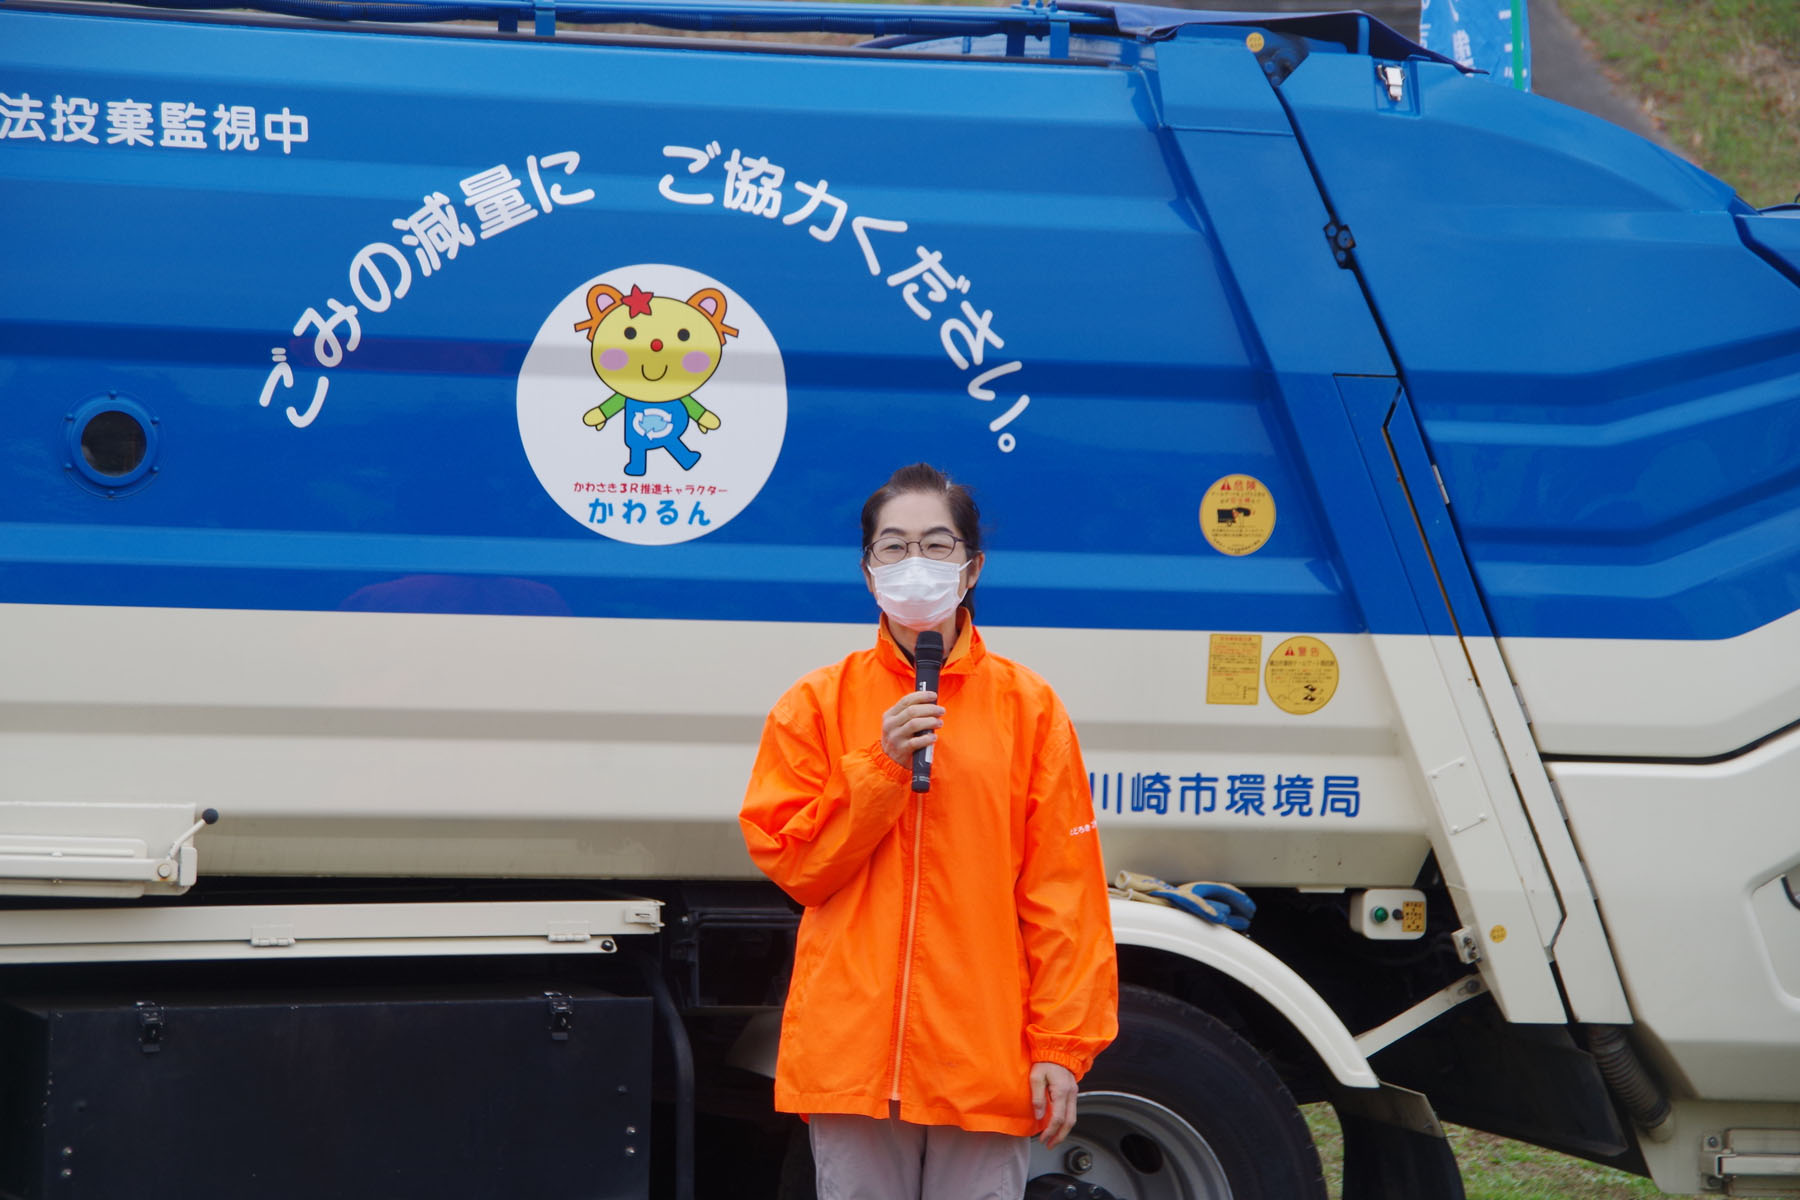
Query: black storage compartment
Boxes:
[{"xmin": 0, "ymin": 985, "xmax": 651, "ymax": 1200}]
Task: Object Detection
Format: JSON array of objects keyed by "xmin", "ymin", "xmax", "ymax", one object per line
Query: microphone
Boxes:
[{"xmin": 912, "ymin": 631, "xmax": 944, "ymax": 794}]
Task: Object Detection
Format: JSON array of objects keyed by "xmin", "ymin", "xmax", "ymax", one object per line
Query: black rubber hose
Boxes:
[
  {"xmin": 1585, "ymin": 1025, "xmax": 1672, "ymax": 1139},
  {"xmin": 639, "ymin": 953, "xmax": 696, "ymax": 1200}
]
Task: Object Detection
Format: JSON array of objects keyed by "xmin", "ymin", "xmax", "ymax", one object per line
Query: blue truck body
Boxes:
[{"xmin": 4, "ymin": 0, "xmax": 1796, "ymax": 646}]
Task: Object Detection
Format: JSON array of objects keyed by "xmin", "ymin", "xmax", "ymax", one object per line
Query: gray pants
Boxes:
[{"xmin": 810, "ymin": 1104, "xmax": 1031, "ymax": 1200}]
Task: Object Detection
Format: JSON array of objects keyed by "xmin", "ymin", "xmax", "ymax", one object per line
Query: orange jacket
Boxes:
[{"xmin": 740, "ymin": 618, "xmax": 1118, "ymax": 1135}]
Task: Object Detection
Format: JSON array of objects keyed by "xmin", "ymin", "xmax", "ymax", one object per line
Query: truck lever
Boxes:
[{"xmin": 166, "ymin": 808, "xmax": 221, "ymax": 860}]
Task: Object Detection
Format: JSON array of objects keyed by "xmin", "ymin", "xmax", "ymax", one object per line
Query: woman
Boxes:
[{"xmin": 740, "ymin": 463, "xmax": 1118, "ymax": 1200}]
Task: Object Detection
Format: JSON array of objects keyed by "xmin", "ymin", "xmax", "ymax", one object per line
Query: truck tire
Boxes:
[
  {"xmin": 777, "ymin": 1124, "xmax": 818, "ymax": 1200},
  {"xmin": 777, "ymin": 985, "xmax": 1327, "ymax": 1200},
  {"xmin": 1024, "ymin": 984, "xmax": 1329, "ymax": 1200}
]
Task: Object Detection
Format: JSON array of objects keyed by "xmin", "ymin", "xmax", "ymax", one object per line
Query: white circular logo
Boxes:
[{"xmin": 517, "ymin": 264, "xmax": 786, "ymax": 544}]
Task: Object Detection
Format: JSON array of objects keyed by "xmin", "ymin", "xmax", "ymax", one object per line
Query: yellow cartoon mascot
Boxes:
[{"xmin": 574, "ymin": 283, "xmax": 738, "ymax": 477}]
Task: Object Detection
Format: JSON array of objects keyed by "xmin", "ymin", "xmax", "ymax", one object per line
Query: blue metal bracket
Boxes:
[
  {"xmin": 534, "ymin": 0, "xmax": 555, "ymax": 36},
  {"xmin": 1006, "ymin": 0, "xmax": 1068, "ymax": 59}
]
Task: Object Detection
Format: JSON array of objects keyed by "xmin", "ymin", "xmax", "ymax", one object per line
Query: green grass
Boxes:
[
  {"xmin": 1557, "ymin": 0, "xmax": 1800, "ymax": 206},
  {"xmin": 1304, "ymin": 1104, "xmax": 1679, "ymax": 1200}
]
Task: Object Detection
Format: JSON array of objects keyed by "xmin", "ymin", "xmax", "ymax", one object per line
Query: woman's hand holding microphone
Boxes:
[{"xmin": 881, "ymin": 691, "xmax": 944, "ymax": 770}]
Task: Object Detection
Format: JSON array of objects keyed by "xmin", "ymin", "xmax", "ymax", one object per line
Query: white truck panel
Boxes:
[
  {"xmin": 3, "ymin": 600, "xmax": 1602, "ymax": 1023},
  {"xmin": 1502, "ymin": 606, "xmax": 1800, "ymax": 759},
  {"xmin": 3, "ymin": 604, "xmax": 1445, "ymax": 885},
  {"xmin": 1553, "ymin": 727, "xmax": 1800, "ymax": 1103}
]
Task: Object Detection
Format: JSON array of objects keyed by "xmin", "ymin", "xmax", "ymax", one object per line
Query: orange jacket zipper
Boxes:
[{"xmin": 888, "ymin": 794, "xmax": 924, "ymax": 1101}]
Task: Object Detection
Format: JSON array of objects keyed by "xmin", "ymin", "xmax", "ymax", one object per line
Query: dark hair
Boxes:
[{"xmin": 860, "ymin": 462, "xmax": 983, "ymax": 617}]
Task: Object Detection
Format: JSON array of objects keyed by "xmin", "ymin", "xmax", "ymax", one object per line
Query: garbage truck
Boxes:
[{"xmin": 2, "ymin": 0, "xmax": 1798, "ymax": 1196}]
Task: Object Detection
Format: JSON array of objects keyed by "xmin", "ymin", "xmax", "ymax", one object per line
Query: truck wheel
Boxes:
[
  {"xmin": 1025, "ymin": 984, "xmax": 1328, "ymax": 1200},
  {"xmin": 777, "ymin": 1122, "xmax": 818, "ymax": 1200},
  {"xmin": 775, "ymin": 985, "xmax": 1325, "ymax": 1200}
]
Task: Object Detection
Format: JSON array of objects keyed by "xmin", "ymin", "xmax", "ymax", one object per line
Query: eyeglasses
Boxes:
[{"xmin": 865, "ymin": 535, "xmax": 967, "ymax": 565}]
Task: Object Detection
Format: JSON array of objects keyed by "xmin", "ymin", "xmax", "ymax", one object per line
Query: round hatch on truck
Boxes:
[{"xmin": 65, "ymin": 394, "xmax": 159, "ymax": 496}]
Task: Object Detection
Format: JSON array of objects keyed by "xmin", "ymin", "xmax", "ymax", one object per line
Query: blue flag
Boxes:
[{"xmin": 1419, "ymin": 0, "xmax": 1532, "ymax": 91}]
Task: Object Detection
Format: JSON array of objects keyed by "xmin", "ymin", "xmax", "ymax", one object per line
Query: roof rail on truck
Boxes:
[{"xmin": 11, "ymin": 0, "xmax": 1456, "ymax": 66}]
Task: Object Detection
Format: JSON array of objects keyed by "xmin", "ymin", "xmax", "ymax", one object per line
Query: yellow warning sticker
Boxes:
[
  {"xmin": 1401, "ymin": 900, "xmax": 1426, "ymax": 934},
  {"xmin": 1245, "ymin": 31, "xmax": 1265, "ymax": 52},
  {"xmin": 1207, "ymin": 633, "xmax": 1263, "ymax": 705},
  {"xmin": 1200, "ymin": 475, "xmax": 1276, "ymax": 556},
  {"xmin": 1264, "ymin": 635, "xmax": 1339, "ymax": 715}
]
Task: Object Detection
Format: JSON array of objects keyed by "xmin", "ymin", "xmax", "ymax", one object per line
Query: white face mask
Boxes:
[{"xmin": 869, "ymin": 556, "xmax": 968, "ymax": 632}]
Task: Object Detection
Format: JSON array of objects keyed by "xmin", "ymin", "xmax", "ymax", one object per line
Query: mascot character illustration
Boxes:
[{"xmin": 574, "ymin": 282, "xmax": 739, "ymax": 476}]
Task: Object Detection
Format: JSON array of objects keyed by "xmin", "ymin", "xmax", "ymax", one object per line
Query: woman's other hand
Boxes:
[
  {"xmin": 880, "ymin": 691, "xmax": 943, "ymax": 769},
  {"xmin": 1031, "ymin": 1061, "xmax": 1079, "ymax": 1148}
]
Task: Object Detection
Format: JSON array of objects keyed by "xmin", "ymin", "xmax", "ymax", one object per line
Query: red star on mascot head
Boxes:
[{"xmin": 622, "ymin": 285, "xmax": 655, "ymax": 318}]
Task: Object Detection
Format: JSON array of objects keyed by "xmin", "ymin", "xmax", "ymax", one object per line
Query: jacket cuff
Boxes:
[
  {"xmin": 1027, "ymin": 1047, "xmax": 1095, "ymax": 1081},
  {"xmin": 864, "ymin": 741, "xmax": 911, "ymax": 785}
]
